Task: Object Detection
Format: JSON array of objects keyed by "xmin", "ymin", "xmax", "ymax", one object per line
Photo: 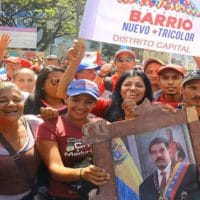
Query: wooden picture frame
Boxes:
[{"xmin": 82, "ymin": 100, "xmax": 200, "ymax": 200}]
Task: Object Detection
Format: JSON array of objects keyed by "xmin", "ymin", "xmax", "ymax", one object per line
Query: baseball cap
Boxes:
[
  {"xmin": 158, "ymin": 64, "xmax": 185, "ymax": 76},
  {"xmin": 5, "ymin": 56, "xmax": 20, "ymax": 64},
  {"xmin": 77, "ymin": 62, "xmax": 99, "ymax": 72},
  {"xmin": 67, "ymin": 79, "xmax": 99, "ymax": 100},
  {"xmin": 143, "ymin": 57, "xmax": 165, "ymax": 71},
  {"xmin": 182, "ymin": 70, "xmax": 200, "ymax": 86},
  {"xmin": 114, "ymin": 49, "xmax": 136, "ymax": 60}
]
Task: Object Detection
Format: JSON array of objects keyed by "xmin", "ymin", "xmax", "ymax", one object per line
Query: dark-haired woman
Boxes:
[
  {"xmin": 99, "ymin": 69, "xmax": 153, "ymax": 122},
  {"xmin": 24, "ymin": 65, "xmax": 66, "ymax": 116}
]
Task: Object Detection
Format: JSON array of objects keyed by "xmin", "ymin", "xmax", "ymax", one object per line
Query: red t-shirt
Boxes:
[
  {"xmin": 156, "ymin": 94, "xmax": 181, "ymax": 108},
  {"xmin": 92, "ymin": 98, "xmax": 111, "ymax": 118},
  {"xmin": 36, "ymin": 116, "xmax": 92, "ymax": 199},
  {"xmin": 98, "ymin": 73, "xmax": 119, "ymax": 95}
]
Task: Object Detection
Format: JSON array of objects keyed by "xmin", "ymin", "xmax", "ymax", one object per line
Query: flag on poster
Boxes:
[
  {"xmin": 112, "ymin": 138, "xmax": 143, "ymax": 200},
  {"xmin": 79, "ymin": 0, "xmax": 200, "ymax": 56}
]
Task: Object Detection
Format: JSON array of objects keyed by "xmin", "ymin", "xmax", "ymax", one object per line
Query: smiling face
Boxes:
[
  {"xmin": 0, "ymin": 88, "xmax": 24, "ymax": 122},
  {"xmin": 66, "ymin": 94, "xmax": 97, "ymax": 125},
  {"xmin": 120, "ymin": 76, "xmax": 146, "ymax": 104}
]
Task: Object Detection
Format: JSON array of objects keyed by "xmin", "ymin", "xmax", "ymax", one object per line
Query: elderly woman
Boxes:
[{"xmin": 0, "ymin": 82, "xmax": 43, "ymax": 200}]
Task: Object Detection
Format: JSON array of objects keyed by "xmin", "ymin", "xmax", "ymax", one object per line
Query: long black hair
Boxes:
[
  {"xmin": 104, "ymin": 69, "xmax": 153, "ymax": 122},
  {"xmin": 34, "ymin": 65, "xmax": 65, "ymax": 107}
]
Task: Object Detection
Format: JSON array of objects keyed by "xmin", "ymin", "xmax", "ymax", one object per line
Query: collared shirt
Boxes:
[{"xmin": 157, "ymin": 161, "xmax": 172, "ymax": 186}]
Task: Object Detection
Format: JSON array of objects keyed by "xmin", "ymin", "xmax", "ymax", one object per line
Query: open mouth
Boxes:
[{"xmin": 4, "ymin": 110, "xmax": 19, "ymax": 115}]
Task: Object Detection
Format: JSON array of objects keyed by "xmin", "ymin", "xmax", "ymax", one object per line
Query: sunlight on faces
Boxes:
[
  {"xmin": 159, "ymin": 69, "xmax": 183, "ymax": 96},
  {"xmin": 0, "ymin": 88, "xmax": 24, "ymax": 122},
  {"xmin": 115, "ymin": 53, "xmax": 135, "ymax": 76},
  {"xmin": 13, "ymin": 69, "xmax": 36, "ymax": 93},
  {"xmin": 44, "ymin": 71, "xmax": 64, "ymax": 99},
  {"xmin": 66, "ymin": 94, "xmax": 97, "ymax": 122},
  {"xmin": 182, "ymin": 79, "xmax": 200, "ymax": 108},
  {"xmin": 6, "ymin": 62, "xmax": 21, "ymax": 79},
  {"xmin": 120, "ymin": 76, "xmax": 146, "ymax": 104},
  {"xmin": 145, "ymin": 62, "xmax": 162, "ymax": 87}
]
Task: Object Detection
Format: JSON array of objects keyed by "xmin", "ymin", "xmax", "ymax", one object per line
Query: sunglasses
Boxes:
[
  {"xmin": 47, "ymin": 78, "xmax": 60, "ymax": 85},
  {"xmin": 116, "ymin": 57, "xmax": 134, "ymax": 63}
]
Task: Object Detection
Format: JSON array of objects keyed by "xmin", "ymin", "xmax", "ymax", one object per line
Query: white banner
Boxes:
[
  {"xmin": 0, "ymin": 26, "xmax": 37, "ymax": 49},
  {"xmin": 79, "ymin": 0, "xmax": 200, "ymax": 56}
]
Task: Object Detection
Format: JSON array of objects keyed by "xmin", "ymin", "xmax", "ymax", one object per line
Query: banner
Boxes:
[
  {"xmin": 0, "ymin": 26, "xmax": 37, "ymax": 49},
  {"xmin": 79, "ymin": 0, "xmax": 200, "ymax": 56}
]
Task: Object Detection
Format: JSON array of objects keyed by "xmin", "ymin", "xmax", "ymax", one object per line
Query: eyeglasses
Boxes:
[
  {"xmin": 116, "ymin": 57, "xmax": 134, "ymax": 63},
  {"xmin": 47, "ymin": 78, "xmax": 60, "ymax": 85}
]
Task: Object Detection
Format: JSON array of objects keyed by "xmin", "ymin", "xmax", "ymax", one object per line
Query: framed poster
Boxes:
[
  {"xmin": 82, "ymin": 101, "xmax": 200, "ymax": 200},
  {"xmin": 127, "ymin": 124, "xmax": 196, "ymax": 178}
]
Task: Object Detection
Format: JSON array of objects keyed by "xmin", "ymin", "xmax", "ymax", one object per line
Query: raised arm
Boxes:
[
  {"xmin": 0, "ymin": 33, "xmax": 11, "ymax": 61},
  {"xmin": 56, "ymin": 38, "xmax": 86, "ymax": 99}
]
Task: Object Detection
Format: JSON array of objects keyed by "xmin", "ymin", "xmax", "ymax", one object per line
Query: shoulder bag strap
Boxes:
[{"xmin": 0, "ymin": 132, "xmax": 34, "ymax": 189}]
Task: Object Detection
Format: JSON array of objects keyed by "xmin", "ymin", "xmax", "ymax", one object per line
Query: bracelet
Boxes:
[
  {"xmin": 80, "ymin": 168, "xmax": 83, "ymax": 180},
  {"xmin": 97, "ymin": 73, "xmax": 105, "ymax": 78}
]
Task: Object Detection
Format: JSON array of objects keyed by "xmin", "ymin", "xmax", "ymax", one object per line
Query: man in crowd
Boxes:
[
  {"xmin": 155, "ymin": 64, "xmax": 185, "ymax": 108},
  {"xmin": 182, "ymin": 70, "xmax": 200, "ymax": 118},
  {"xmin": 0, "ymin": 56, "xmax": 32, "ymax": 81},
  {"xmin": 143, "ymin": 57, "xmax": 164, "ymax": 98},
  {"xmin": 96, "ymin": 49, "xmax": 136, "ymax": 96},
  {"xmin": 43, "ymin": 54, "xmax": 60, "ymax": 67},
  {"xmin": 139, "ymin": 137, "xmax": 200, "ymax": 200},
  {"xmin": 75, "ymin": 62, "xmax": 99, "ymax": 81}
]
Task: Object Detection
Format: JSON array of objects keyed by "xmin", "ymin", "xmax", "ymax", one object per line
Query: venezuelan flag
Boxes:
[{"xmin": 112, "ymin": 137, "xmax": 143, "ymax": 200}]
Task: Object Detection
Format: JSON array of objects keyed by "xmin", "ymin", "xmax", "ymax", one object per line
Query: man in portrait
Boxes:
[{"xmin": 139, "ymin": 137, "xmax": 200, "ymax": 200}]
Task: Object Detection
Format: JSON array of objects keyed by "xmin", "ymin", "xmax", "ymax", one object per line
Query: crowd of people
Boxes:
[{"xmin": 0, "ymin": 32, "xmax": 200, "ymax": 200}]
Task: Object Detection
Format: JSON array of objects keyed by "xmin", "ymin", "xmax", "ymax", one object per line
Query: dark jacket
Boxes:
[{"xmin": 139, "ymin": 163, "xmax": 200, "ymax": 200}]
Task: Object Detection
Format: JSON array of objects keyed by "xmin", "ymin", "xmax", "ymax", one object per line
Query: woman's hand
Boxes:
[
  {"xmin": 39, "ymin": 107, "xmax": 59, "ymax": 120},
  {"xmin": 80, "ymin": 165, "xmax": 110, "ymax": 186},
  {"xmin": 122, "ymin": 99, "xmax": 137, "ymax": 119},
  {"xmin": 153, "ymin": 102, "xmax": 177, "ymax": 113}
]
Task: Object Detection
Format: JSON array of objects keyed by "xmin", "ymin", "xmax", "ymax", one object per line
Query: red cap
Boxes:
[
  {"xmin": 158, "ymin": 64, "xmax": 185, "ymax": 76},
  {"xmin": 143, "ymin": 57, "xmax": 165, "ymax": 71},
  {"xmin": 5, "ymin": 56, "xmax": 20, "ymax": 64},
  {"xmin": 114, "ymin": 49, "xmax": 136, "ymax": 60}
]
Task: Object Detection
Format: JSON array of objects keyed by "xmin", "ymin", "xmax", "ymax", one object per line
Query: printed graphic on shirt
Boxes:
[{"xmin": 64, "ymin": 137, "xmax": 92, "ymax": 162}]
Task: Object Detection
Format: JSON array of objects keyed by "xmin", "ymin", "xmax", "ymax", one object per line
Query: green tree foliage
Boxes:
[{"xmin": 0, "ymin": 0, "xmax": 86, "ymax": 50}]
